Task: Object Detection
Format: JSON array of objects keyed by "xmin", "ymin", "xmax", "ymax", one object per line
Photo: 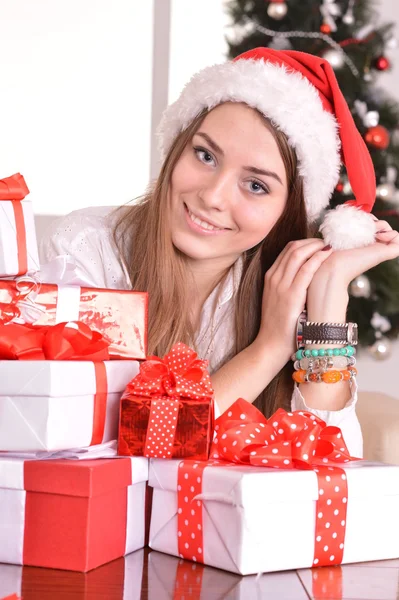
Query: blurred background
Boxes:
[{"xmin": 1, "ymin": 0, "xmax": 399, "ymax": 396}]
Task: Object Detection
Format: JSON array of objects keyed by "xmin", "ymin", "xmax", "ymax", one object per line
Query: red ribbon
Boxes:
[
  {"xmin": 0, "ymin": 321, "xmax": 110, "ymax": 361},
  {"xmin": 177, "ymin": 398, "xmax": 359, "ymax": 568},
  {"xmin": 126, "ymin": 343, "xmax": 214, "ymax": 458},
  {"xmin": 0, "ymin": 173, "xmax": 30, "ymax": 276}
]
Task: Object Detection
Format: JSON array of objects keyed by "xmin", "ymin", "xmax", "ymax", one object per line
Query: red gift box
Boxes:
[
  {"xmin": 0, "ymin": 279, "xmax": 148, "ymax": 360},
  {"xmin": 0, "ymin": 456, "xmax": 149, "ymax": 572},
  {"xmin": 118, "ymin": 343, "xmax": 214, "ymax": 460}
]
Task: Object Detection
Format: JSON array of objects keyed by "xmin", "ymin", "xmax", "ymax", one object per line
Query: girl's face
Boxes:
[{"xmin": 169, "ymin": 102, "xmax": 289, "ymax": 266}]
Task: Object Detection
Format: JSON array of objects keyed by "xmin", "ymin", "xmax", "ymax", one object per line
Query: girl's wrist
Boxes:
[{"xmin": 307, "ymin": 275, "xmax": 349, "ymax": 324}]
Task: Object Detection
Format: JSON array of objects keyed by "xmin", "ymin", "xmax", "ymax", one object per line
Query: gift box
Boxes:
[
  {"xmin": 0, "ymin": 174, "xmax": 39, "ymax": 277},
  {"xmin": 148, "ymin": 399, "xmax": 399, "ymax": 575},
  {"xmin": 118, "ymin": 343, "xmax": 214, "ymax": 460},
  {"xmin": 0, "ymin": 456, "xmax": 148, "ymax": 572},
  {"xmin": 0, "ymin": 550, "xmax": 145, "ymax": 600},
  {"xmin": 0, "ymin": 359, "xmax": 139, "ymax": 451},
  {"xmin": 0, "ymin": 279, "xmax": 148, "ymax": 360}
]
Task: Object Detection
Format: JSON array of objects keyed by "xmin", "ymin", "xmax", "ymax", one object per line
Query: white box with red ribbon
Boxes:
[
  {"xmin": 0, "ymin": 360, "xmax": 139, "ymax": 451},
  {"xmin": 149, "ymin": 458, "xmax": 399, "ymax": 575},
  {"xmin": 0, "ymin": 173, "xmax": 39, "ymax": 277},
  {"xmin": 148, "ymin": 398, "xmax": 399, "ymax": 575},
  {"xmin": 0, "ymin": 455, "xmax": 149, "ymax": 572}
]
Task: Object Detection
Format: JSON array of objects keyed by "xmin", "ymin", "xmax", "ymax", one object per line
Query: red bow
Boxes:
[
  {"xmin": 210, "ymin": 398, "xmax": 358, "ymax": 468},
  {"xmin": 0, "ymin": 321, "xmax": 110, "ymax": 361},
  {"xmin": 0, "ymin": 173, "xmax": 29, "ymax": 200},
  {"xmin": 128, "ymin": 342, "xmax": 213, "ymax": 400}
]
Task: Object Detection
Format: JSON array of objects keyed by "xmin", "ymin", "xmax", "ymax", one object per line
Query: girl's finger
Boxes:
[
  {"xmin": 266, "ymin": 238, "xmax": 321, "ymax": 279},
  {"xmin": 290, "ymin": 248, "xmax": 334, "ymax": 294},
  {"xmin": 278, "ymin": 240, "xmax": 328, "ymax": 287},
  {"xmin": 375, "ymin": 229, "xmax": 398, "ymax": 243},
  {"xmin": 375, "ymin": 220, "xmax": 392, "ymax": 233}
]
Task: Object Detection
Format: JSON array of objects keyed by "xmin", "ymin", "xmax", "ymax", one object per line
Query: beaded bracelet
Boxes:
[
  {"xmin": 293, "ymin": 345, "xmax": 356, "ymax": 360},
  {"xmin": 293, "ymin": 367, "xmax": 357, "ymax": 384},
  {"xmin": 293, "ymin": 355, "xmax": 356, "ymax": 371}
]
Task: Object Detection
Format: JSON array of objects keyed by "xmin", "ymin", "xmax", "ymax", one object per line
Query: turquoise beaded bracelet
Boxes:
[{"xmin": 294, "ymin": 345, "xmax": 356, "ymax": 360}]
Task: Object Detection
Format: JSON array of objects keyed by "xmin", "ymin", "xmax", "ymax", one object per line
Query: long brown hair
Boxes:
[{"xmin": 114, "ymin": 106, "xmax": 310, "ymax": 417}]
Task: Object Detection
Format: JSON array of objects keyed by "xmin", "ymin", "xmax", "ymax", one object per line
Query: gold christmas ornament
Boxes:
[
  {"xmin": 376, "ymin": 182, "xmax": 395, "ymax": 201},
  {"xmin": 322, "ymin": 49, "xmax": 345, "ymax": 69},
  {"xmin": 368, "ymin": 336, "xmax": 392, "ymax": 360},
  {"xmin": 267, "ymin": 2, "xmax": 288, "ymax": 20},
  {"xmin": 349, "ymin": 275, "xmax": 371, "ymax": 298}
]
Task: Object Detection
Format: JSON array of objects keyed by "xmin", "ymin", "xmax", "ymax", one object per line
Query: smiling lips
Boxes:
[{"xmin": 184, "ymin": 204, "xmax": 230, "ymax": 234}]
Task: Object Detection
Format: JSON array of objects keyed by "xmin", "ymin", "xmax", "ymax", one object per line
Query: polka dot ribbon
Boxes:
[
  {"xmin": 177, "ymin": 398, "xmax": 360, "ymax": 568},
  {"xmin": 126, "ymin": 343, "xmax": 214, "ymax": 459}
]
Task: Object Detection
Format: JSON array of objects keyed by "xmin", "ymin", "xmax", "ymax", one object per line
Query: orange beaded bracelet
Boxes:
[{"xmin": 293, "ymin": 367, "xmax": 357, "ymax": 384}]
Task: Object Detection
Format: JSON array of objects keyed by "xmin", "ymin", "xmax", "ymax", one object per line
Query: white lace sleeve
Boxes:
[
  {"xmin": 291, "ymin": 381, "xmax": 363, "ymax": 458},
  {"xmin": 38, "ymin": 207, "xmax": 129, "ymax": 290}
]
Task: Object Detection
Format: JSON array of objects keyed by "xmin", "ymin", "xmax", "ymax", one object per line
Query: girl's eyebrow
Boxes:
[
  {"xmin": 195, "ymin": 132, "xmax": 283, "ymax": 186},
  {"xmin": 195, "ymin": 132, "xmax": 224, "ymax": 155},
  {"xmin": 243, "ymin": 165, "xmax": 283, "ymax": 186}
]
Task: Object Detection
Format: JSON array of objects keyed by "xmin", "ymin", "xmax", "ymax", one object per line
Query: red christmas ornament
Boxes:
[
  {"xmin": 374, "ymin": 56, "xmax": 391, "ymax": 71},
  {"xmin": 320, "ymin": 23, "xmax": 332, "ymax": 34},
  {"xmin": 335, "ymin": 182, "xmax": 344, "ymax": 193},
  {"xmin": 364, "ymin": 125, "xmax": 390, "ymax": 150}
]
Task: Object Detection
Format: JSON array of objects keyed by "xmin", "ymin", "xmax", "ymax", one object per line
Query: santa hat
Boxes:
[{"xmin": 158, "ymin": 48, "xmax": 377, "ymax": 250}]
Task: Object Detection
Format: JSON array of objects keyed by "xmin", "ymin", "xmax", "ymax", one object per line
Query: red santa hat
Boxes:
[{"xmin": 158, "ymin": 48, "xmax": 377, "ymax": 250}]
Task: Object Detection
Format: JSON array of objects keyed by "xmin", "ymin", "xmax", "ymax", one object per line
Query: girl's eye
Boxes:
[
  {"xmin": 194, "ymin": 147, "xmax": 215, "ymax": 165},
  {"xmin": 245, "ymin": 179, "xmax": 270, "ymax": 195}
]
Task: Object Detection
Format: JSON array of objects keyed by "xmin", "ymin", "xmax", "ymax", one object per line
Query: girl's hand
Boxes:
[
  {"xmin": 310, "ymin": 219, "xmax": 399, "ymax": 289},
  {"xmin": 255, "ymin": 239, "xmax": 333, "ymax": 359}
]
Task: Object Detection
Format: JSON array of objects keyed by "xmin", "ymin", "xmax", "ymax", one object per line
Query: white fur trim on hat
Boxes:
[
  {"xmin": 158, "ymin": 58, "xmax": 342, "ymax": 222},
  {"xmin": 319, "ymin": 204, "xmax": 376, "ymax": 250}
]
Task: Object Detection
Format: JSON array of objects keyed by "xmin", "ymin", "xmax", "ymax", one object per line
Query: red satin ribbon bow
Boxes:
[
  {"xmin": 0, "ymin": 173, "xmax": 30, "ymax": 275},
  {"xmin": 127, "ymin": 342, "xmax": 214, "ymax": 459},
  {"xmin": 0, "ymin": 321, "xmax": 110, "ymax": 361},
  {"xmin": 177, "ymin": 398, "xmax": 359, "ymax": 569},
  {"xmin": 131, "ymin": 342, "xmax": 213, "ymax": 399},
  {"xmin": 0, "ymin": 173, "xmax": 29, "ymax": 200},
  {"xmin": 210, "ymin": 397, "xmax": 355, "ymax": 468}
]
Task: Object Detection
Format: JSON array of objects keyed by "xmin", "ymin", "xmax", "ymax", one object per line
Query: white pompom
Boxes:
[{"xmin": 319, "ymin": 204, "xmax": 376, "ymax": 250}]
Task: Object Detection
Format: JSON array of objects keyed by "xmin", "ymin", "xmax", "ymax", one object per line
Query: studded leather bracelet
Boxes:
[{"xmin": 301, "ymin": 321, "xmax": 358, "ymax": 346}]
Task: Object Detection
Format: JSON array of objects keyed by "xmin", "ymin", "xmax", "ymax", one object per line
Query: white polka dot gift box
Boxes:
[
  {"xmin": 0, "ymin": 173, "xmax": 39, "ymax": 278},
  {"xmin": 118, "ymin": 343, "xmax": 214, "ymax": 460},
  {"xmin": 148, "ymin": 398, "xmax": 399, "ymax": 575}
]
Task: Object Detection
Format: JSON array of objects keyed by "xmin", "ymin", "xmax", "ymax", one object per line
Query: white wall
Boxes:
[{"xmin": 0, "ymin": 0, "xmax": 153, "ymax": 215}]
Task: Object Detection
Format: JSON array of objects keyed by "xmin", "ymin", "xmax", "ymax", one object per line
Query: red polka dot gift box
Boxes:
[
  {"xmin": 0, "ymin": 455, "xmax": 149, "ymax": 572},
  {"xmin": 118, "ymin": 343, "xmax": 214, "ymax": 461},
  {"xmin": 148, "ymin": 398, "xmax": 399, "ymax": 575},
  {"xmin": 0, "ymin": 173, "xmax": 40, "ymax": 278}
]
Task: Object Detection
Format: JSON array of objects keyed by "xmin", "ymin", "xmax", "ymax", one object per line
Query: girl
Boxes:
[{"xmin": 40, "ymin": 48, "xmax": 399, "ymax": 457}]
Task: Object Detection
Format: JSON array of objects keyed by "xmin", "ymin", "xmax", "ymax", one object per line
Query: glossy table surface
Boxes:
[{"xmin": 1, "ymin": 548, "xmax": 399, "ymax": 600}]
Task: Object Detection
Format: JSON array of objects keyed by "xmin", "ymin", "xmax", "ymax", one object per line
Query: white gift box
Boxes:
[
  {"xmin": 0, "ymin": 455, "xmax": 148, "ymax": 571},
  {"xmin": 0, "ymin": 199, "xmax": 39, "ymax": 277},
  {"xmin": 149, "ymin": 459, "xmax": 399, "ymax": 575},
  {"xmin": 0, "ymin": 360, "xmax": 139, "ymax": 451}
]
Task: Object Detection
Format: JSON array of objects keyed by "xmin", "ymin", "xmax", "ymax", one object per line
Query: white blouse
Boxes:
[{"xmin": 39, "ymin": 206, "xmax": 363, "ymax": 457}]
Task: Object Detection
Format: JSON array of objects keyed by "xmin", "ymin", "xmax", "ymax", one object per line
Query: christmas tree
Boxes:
[{"xmin": 226, "ymin": 0, "xmax": 399, "ymax": 359}]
